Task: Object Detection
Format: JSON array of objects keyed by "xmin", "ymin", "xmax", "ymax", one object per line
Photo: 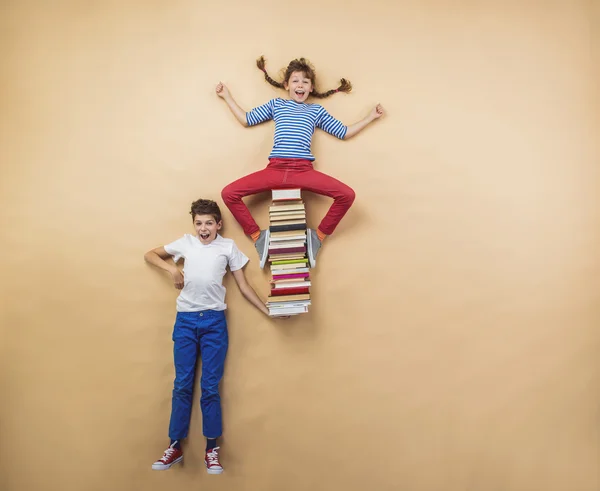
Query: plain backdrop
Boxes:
[{"xmin": 1, "ymin": 1, "xmax": 599, "ymax": 490}]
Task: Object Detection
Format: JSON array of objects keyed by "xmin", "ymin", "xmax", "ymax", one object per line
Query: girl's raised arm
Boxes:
[
  {"xmin": 216, "ymin": 82, "xmax": 248, "ymax": 127},
  {"xmin": 343, "ymin": 104, "xmax": 384, "ymax": 140}
]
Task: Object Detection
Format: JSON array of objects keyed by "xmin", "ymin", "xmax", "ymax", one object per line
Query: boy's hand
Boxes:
[
  {"xmin": 216, "ymin": 82, "xmax": 230, "ymax": 99},
  {"xmin": 371, "ymin": 103, "xmax": 384, "ymax": 120},
  {"xmin": 170, "ymin": 268, "xmax": 184, "ymax": 289}
]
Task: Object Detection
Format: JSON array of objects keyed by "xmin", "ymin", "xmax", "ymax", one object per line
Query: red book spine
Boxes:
[
  {"xmin": 268, "ymin": 246, "xmax": 306, "ymax": 254},
  {"xmin": 269, "ymin": 287, "xmax": 310, "ymax": 296}
]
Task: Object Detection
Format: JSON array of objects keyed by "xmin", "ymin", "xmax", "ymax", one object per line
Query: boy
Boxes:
[{"xmin": 144, "ymin": 198, "xmax": 270, "ymax": 474}]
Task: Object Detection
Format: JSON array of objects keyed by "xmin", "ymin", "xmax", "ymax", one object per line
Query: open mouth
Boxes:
[
  {"xmin": 295, "ymin": 90, "xmax": 305, "ymax": 97},
  {"xmin": 199, "ymin": 233, "xmax": 211, "ymax": 240}
]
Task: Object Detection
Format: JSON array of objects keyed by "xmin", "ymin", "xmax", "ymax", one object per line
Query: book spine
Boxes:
[
  {"xmin": 269, "ymin": 223, "xmax": 307, "ymax": 233},
  {"xmin": 269, "ymin": 287, "xmax": 310, "ymax": 296}
]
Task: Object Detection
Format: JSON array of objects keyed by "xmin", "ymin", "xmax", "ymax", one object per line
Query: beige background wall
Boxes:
[{"xmin": 1, "ymin": 1, "xmax": 599, "ymax": 490}]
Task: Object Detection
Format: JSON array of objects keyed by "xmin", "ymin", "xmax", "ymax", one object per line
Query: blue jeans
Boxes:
[{"xmin": 168, "ymin": 310, "xmax": 228, "ymax": 440}]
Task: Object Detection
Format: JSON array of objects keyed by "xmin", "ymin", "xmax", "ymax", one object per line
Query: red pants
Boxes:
[{"xmin": 221, "ymin": 158, "xmax": 355, "ymax": 236}]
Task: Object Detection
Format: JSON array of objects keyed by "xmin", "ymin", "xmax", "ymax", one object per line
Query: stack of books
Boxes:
[{"xmin": 266, "ymin": 189, "xmax": 311, "ymax": 317}]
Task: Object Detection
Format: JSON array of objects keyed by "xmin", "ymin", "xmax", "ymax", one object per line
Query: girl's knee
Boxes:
[
  {"xmin": 342, "ymin": 186, "xmax": 356, "ymax": 205},
  {"xmin": 220, "ymin": 185, "xmax": 232, "ymax": 203}
]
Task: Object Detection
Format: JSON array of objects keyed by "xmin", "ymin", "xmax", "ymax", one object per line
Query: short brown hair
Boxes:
[{"xmin": 189, "ymin": 199, "xmax": 222, "ymax": 223}]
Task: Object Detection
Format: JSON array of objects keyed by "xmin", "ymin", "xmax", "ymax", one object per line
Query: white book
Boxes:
[
  {"xmin": 272, "ymin": 268, "xmax": 310, "ymax": 275},
  {"xmin": 268, "ymin": 301, "xmax": 311, "ymax": 307},
  {"xmin": 268, "ymin": 241, "xmax": 306, "ymax": 249},
  {"xmin": 271, "ymin": 267, "xmax": 310, "ymax": 274},
  {"xmin": 269, "ymin": 210, "xmax": 307, "ymax": 216},
  {"xmin": 270, "ymin": 307, "xmax": 308, "ymax": 316},
  {"xmin": 269, "ymin": 235, "xmax": 306, "ymax": 242},
  {"xmin": 272, "ymin": 188, "xmax": 301, "ymax": 200},
  {"xmin": 272, "ymin": 281, "xmax": 312, "ymax": 289}
]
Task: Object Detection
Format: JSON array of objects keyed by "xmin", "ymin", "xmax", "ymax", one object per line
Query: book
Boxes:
[
  {"xmin": 269, "ymin": 214, "xmax": 307, "ymax": 222},
  {"xmin": 272, "ymin": 270, "xmax": 310, "ymax": 277},
  {"xmin": 267, "ymin": 293, "xmax": 311, "ymax": 303},
  {"xmin": 269, "ymin": 287, "xmax": 310, "ymax": 296},
  {"xmin": 269, "ymin": 237, "xmax": 305, "ymax": 242},
  {"xmin": 269, "ymin": 223, "xmax": 307, "ymax": 233},
  {"xmin": 271, "ymin": 258, "xmax": 309, "ymax": 265},
  {"xmin": 271, "ymin": 265, "xmax": 310, "ymax": 272},
  {"xmin": 268, "ymin": 241, "xmax": 306, "ymax": 249},
  {"xmin": 272, "ymin": 189, "xmax": 302, "ymax": 201},
  {"xmin": 270, "ymin": 273, "xmax": 310, "ymax": 281},
  {"xmin": 268, "ymin": 246, "xmax": 306, "ymax": 255},
  {"xmin": 266, "ymin": 188, "xmax": 311, "ymax": 317},
  {"xmin": 272, "ymin": 281, "xmax": 312, "ymax": 288},
  {"xmin": 270, "ymin": 202, "xmax": 305, "ymax": 209}
]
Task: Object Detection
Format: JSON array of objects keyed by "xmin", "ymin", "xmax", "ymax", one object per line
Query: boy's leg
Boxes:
[
  {"xmin": 168, "ymin": 312, "xmax": 201, "ymax": 441},
  {"xmin": 153, "ymin": 312, "xmax": 199, "ymax": 470},
  {"xmin": 198, "ymin": 310, "xmax": 228, "ymax": 474}
]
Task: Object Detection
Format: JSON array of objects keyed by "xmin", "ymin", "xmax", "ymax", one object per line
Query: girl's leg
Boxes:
[
  {"xmin": 284, "ymin": 168, "xmax": 355, "ymax": 267},
  {"xmin": 221, "ymin": 167, "xmax": 284, "ymax": 236},
  {"xmin": 286, "ymin": 169, "xmax": 356, "ymax": 236}
]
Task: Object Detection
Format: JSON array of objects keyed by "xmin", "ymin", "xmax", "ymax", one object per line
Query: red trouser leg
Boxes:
[
  {"xmin": 283, "ymin": 168, "xmax": 356, "ymax": 235},
  {"xmin": 221, "ymin": 167, "xmax": 285, "ymax": 236},
  {"xmin": 221, "ymin": 159, "xmax": 356, "ymax": 236}
]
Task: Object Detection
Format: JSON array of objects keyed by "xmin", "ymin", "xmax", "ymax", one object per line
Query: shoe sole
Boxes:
[
  {"xmin": 259, "ymin": 230, "xmax": 270, "ymax": 269},
  {"xmin": 152, "ymin": 455, "xmax": 183, "ymax": 470},
  {"xmin": 206, "ymin": 467, "xmax": 224, "ymax": 475},
  {"xmin": 306, "ymin": 231, "xmax": 316, "ymax": 268}
]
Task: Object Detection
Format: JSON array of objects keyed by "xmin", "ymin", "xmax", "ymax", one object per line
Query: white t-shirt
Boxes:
[{"xmin": 163, "ymin": 234, "xmax": 249, "ymax": 312}]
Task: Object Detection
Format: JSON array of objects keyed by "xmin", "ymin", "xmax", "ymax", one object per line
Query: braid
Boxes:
[
  {"xmin": 256, "ymin": 56, "xmax": 284, "ymax": 89},
  {"xmin": 312, "ymin": 78, "xmax": 352, "ymax": 99},
  {"xmin": 256, "ymin": 55, "xmax": 352, "ymax": 98}
]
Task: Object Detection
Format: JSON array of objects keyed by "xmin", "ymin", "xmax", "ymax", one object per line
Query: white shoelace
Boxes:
[
  {"xmin": 206, "ymin": 449, "xmax": 220, "ymax": 465},
  {"xmin": 161, "ymin": 447, "xmax": 176, "ymax": 462}
]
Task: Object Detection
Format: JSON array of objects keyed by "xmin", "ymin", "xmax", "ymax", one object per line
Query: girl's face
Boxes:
[{"xmin": 284, "ymin": 71, "xmax": 313, "ymax": 103}]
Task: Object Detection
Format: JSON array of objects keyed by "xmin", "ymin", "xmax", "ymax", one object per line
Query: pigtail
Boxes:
[
  {"xmin": 257, "ymin": 55, "xmax": 352, "ymax": 98},
  {"xmin": 256, "ymin": 56, "xmax": 285, "ymax": 89},
  {"xmin": 311, "ymin": 78, "xmax": 353, "ymax": 99}
]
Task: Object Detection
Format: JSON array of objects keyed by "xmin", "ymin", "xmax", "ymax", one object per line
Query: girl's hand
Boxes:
[
  {"xmin": 371, "ymin": 103, "xmax": 384, "ymax": 120},
  {"xmin": 215, "ymin": 82, "xmax": 230, "ymax": 99}
]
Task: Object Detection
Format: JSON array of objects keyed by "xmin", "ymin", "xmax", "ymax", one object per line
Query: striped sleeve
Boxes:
[
  {"xmin": 315, "ymin": 106, "xmax": 347, "ymax": 140},
  {"xmin": 246, "ymin": 99, "xmax": 275, "ymax": 126}
]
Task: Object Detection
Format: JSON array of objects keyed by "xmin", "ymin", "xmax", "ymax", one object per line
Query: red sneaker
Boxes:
[
  {"xmin": 204, "ymin": 446, "xmax": 223, "ymax": 474},
  {"xmin": 152, "ymin": 443, "xmax": 183, "ymax": 471}
]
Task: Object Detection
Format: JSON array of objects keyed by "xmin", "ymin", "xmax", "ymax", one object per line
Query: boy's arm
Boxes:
[
  {"xmin": 215, "ymin": 82, "xmax": 248, "ymax": 127},
  {"xmin": 231, "ymin": 268, "xmax": 270, "ymax": 316},
  {"xmin": 344, "ymin": 103, "xmax": 385, "ymax": 140},
  {"xmin": 144, "ymin": 247, "xmax": 184, "ymax": 289}
]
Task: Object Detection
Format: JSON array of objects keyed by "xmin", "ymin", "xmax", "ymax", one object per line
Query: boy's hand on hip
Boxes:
[{"xmin": 170, "ymin": 268, "xmax": 184, "ymax": 289}]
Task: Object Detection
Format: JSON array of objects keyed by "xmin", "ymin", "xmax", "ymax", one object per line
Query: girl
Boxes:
[{"xmin": 217, "ymin": 56, "xmax": 384, "ymax": 268}]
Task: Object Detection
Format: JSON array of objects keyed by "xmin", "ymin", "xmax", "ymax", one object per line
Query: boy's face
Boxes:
[{"xmin": 193, "ymin": 214, "xmax": 222, "ymax": 245}]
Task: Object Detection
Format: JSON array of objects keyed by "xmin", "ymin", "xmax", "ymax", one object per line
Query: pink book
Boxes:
[
  {"xmin": 268, "ymin": 246, "xmax": 306, "ymax": 255},
  {"xmin": 271, "ymin": 273, "xmax": 310, "ymax": 281}
]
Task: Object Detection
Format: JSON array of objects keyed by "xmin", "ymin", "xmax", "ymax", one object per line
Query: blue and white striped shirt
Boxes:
[{"xmin": 246, "ymin": 98, "xmax": 347, "ymax": 161}]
